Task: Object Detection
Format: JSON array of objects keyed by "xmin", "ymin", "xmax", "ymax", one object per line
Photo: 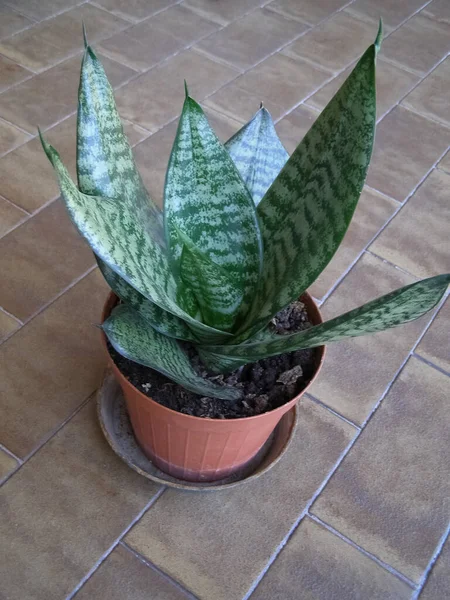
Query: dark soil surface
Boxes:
[{"xmin": 108, "ymin": 301, "xmax": 318, "ymax": 419}]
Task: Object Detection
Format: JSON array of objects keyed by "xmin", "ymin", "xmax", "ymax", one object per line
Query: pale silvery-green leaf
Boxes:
[
  {"xmin": 178, "ymin": 229, "xmax": 244, "ymax": 331},
  {"xmin": 40, "ymin": 135, "xmax": 232, "ymax": 344},
  {"xmin": 97, "ymin": 259, "xmax": 200, "ymax": 342},
  {"xmin": 103, "ymin": 304, "xmax": 241, "ymax": 400},
  {"xmin": 238, "ymin": 37, "xmax": 379, "ymax": 340},
  {"xmin": 199, "ymin": 274, "xmax": 450, "ymax": 371},
  {"xmin": 225, "ymin": 106, "xmax": 289, "ymax": 205},
  {"xmin": 77, "ymin": 44, "xmax": 164, "ymax": 247},
  {"xmin": 164, "ymin": 92, "xmax": 263, "ymax": 317}
]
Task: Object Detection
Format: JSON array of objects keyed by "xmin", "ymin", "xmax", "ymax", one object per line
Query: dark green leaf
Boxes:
[{"xmin": 103, "ymin": 304, "xmax": 241, "ymax": 400}]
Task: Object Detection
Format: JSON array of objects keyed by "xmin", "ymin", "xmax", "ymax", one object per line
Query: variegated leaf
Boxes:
[
  {"xmin": 77, "ymin": 44, "xmax": 164, "ymax": 247},
  {"xmin": 164, "ymin": 92, "xmax": 263, "ymax": 317},
  {"xmin": 225, "ymin": 106, "xmax": 288, "ymax": 205},
  {"xmin": 103, "ymin": 304, "xmax": 241, "ymax": 400},
  {"xmin": 97, "ymin": 259, "xmax": 199, "ymax": 342},
  {"xmin": 238, "ymin": 34, "xmax": 379, "ymax": 339},
  {"xmin": 200, "ymin": 274, "xmax": 450, "ymax": 371},
  {"xmin": 40, "ymin": 135, "xmax": 232, "ymax": 344},
  {"xmin": 178, "ymin": 229, "xmax": 244, "ymax": 331}
]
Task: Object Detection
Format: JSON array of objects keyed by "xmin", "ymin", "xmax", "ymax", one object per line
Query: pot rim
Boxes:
[{"xmin": 101, "ymin": 291, "xmax": 326, "ymax": 425}]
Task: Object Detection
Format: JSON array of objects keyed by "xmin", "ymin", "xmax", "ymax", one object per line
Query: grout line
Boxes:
[
  {"xmin": 0, "ymin": 263, "xmax": 97, "ymax": 345},
  {"xmin": 0, "ymin": 305, "xmax": 23, "ymax": 326},
  {"xmin": 121, "ymin": 541, "xmax": 200, "ymax": 600},
  {"xmin": 412, "ymin": 526, "xmax": 450, "ymax": 599},
  {"xmin": 89, "ymin": 0, "xmax": 185, "ymax": 24},
  {"xmin": 0, "ymin": 442, "xmax": 23, "ymax": 465},
  {"xmin": 2, "ymin": 1, "xmax": 88, "ymax": 28},
  {"xmin": 305, "ymin": 393, "xmax": 361, "ymax": 430},
  {"xmin": 0, "ymin": 390, "xmax": 94, "ymax": 487},
  {"xmin": 246, "ymin": 290, "xmax": 448, "ymax": 598},
  {"xmin": 411, "ymin": 352, "xmax": 450, "ymax": 379},
  {"xmin": 364, "ymin": 250, "xmax": 420, "ymax": 280},
  {"xmin": 65, "ymin": 487, "xmax": 167, "ymax": 600},
  {"xmin": 308, "ymin": 514, "xmax": 417, "ymax": 588}
]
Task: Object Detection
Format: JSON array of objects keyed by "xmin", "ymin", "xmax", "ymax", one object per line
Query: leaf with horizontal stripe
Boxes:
[
  {"xmin": 225, "ymin": 106, "xmax": 289, "ymax": 205},
  {"xmin": 199, "ymin": 274, "xmax": 450, "ymax": 371},
  {"xmin": 238, "ymin": 33, "xmax": 380, "ymax": 339},
  {"xmin": 40, "ymin": 135, "xmax": 232, "ymax": 344},
  {"xmin": 77, "ymin": 44, "xmax": 164, "ymax": 247},
  {"xmin": 164, "ymin": 91, "xmax": 263, "ymax": 318},
  {"xmin": 97, "ymin": 259, "xmax": 200, "ymax": 342},
  {"xmin": 103, "ymin": 304, "xmax": 241, "ymax": 400}
]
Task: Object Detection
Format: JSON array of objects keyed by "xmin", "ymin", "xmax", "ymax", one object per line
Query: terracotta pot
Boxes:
[{"xmin": 101, "ymin": 292, "xmax": 325, "ymax": 482}]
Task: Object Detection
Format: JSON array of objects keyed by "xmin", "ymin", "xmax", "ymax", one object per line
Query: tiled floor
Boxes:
[{"xmin": 0, "ymin": 0, "xmax": 448, "ymax": 598}]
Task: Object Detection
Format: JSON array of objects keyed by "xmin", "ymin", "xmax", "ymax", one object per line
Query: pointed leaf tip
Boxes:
[
  {"xmin": 260, "ymin": 101, "xmax": 264, "ymax": 109},
  {"xmin": 82, "ymin": 21, "xmax": 88, "ymax": 49},
  {"xmin": 375, "ymin": 19, "xmax": 383, "ymax": 53},
  {"xmin": 184, "ymin": 80, "xmax": 189, "ymax": 99}
]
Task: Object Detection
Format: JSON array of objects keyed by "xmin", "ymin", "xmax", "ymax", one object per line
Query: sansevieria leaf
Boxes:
[
  {"xmin": 40, "ymin": 136, "xmax": 231, "ymax": 344},
  {"xmin": 164, "ymin": 90, "xmax": 263, "ymax": 317},
  {"xmin": 178, "ymin": 229, "xmax": 244, "ymax": 331},
  {"xmin": 225, "ymin": 106, "xmax": 289, "ymax": 205},
  {"xmin": 77, "ymin": 43, "xmax": 164, "ymax": 247},
  {"xmin": 97, "ymin": 260, "xmax": 200, "ymax": 342},
  {"xmin": 200, "ymin": 274, "xmax": 450, "ymax": 370},
  {"xmin": 103, "ymin": 305, "xmax": 241, "ymax": 400},
  {"xmin": 239, "ymin": 28, "xmax": 380, "ymax": 339}
]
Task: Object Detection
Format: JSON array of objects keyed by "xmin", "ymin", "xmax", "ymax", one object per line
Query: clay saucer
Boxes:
[{"xmin": 97, "ymin": 370, "xmax": 298, "ymax": 492}]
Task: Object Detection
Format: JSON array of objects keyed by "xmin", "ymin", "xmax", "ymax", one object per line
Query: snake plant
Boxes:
[{"xmin": 41, "ymin": 27, "xmax": 449, "ymax": 401}]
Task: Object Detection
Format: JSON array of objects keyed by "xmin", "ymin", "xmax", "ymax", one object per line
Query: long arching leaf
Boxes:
[
  {"xmin": 225, "ymin": 107, "xmax": 289, "ymax": 205},
  {"xmin": 40, "ymin": 136, "xmax": 232, "ymax": 344},
  {"xmin": 238, "ymin": 30, "xmax": 380, "ymax": 340},
  {"xmin": 103, "ymin": 305, "xmax": 241, "ymax": 400},
  {"xmin": 200, "ymin": 274, "xmax": 450, "ymax": 371},
  {"xmin": 164, "ymin": 91, "xmax": 263, "ymax": 318}
]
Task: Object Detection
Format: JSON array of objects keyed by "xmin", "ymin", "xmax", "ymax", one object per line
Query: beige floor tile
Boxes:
[
  {"xmin": 275, "ymin": 104, "xmax": 319, "ymax": 152},
  {"xmin": 125, "ymin": 398, "xmax": 356, "ymax": 600},
  {"xmin": 0, "ymin": 400, "xmax": 160, "ymax": 600},
  {"xmin": 0, "ymin": 117, "xmax": 31, "ymax": 155},
  {"xmin": 422, "ymin": 0, "xmax": 450, "ymax": 25},
  {"xmin": 0, "ymin": 270, "xmax": 108, "ymax": 457},
  {"xmin": 0, "ymin": 196, "xmax": 28, "ymax": 237},
  {"xmin": 0, "ymin": 52, "xmax": 135, "ymax": 133},
  {"xmin": 0, "ymin": 200, "xmax": 95, "ymax": 321},
  {"xmin": 309, "ymin": 253, "xmax": 434, "ymax": 425},
  {"xmin": 0, "ymin": 6, "xmax": 34, "ymax": 39},
  {"xmin": 91, "ymin": 0, "xmax": 179, "ymax": 22},
  {"xmin": 380, "ymin": 15, "xmax": 450, "ymax": 76},
  {"xmin": 307, "ymin": 58, "xmax": 420, "ymax": 121},
  {"xmin": 281, "ymin": 11, "xmax": 375, "ymax": 74},
  {"xmin": 438, "ymin": 150, "xmax": 450, "ymax": 173},
  {"xmin": 0, "ymin": 4, "xmax": 129, "ymax": 73},
  {"xmin": 370, "ymin": 169, "xmax": 450, "ymax": 278},
  {"xmin": 416, "ymin": 299, "xmax": 450, "ymax": 373},
  {"xmin": 420, "ymin": 535, "xmax": 450, "ymax": 600},
  {"xmin": 184, "ymin": 0, "xmax": 267, "ymax": 26},
  {"xmin": 313, "ymin": 357, "xmax": 450, "ymax": 583},
  {"xmin": 402, "ymin": 57, "xmax": 450, "ymax": 127},
  {"xmin": 366, "ymin": 106, "xmax": 450, "ymax": 201},
  {"xmin": 0, "ymin": 447, "xmax": 19, "ymax": 481},
  {"xmin": 99, "ymin": 4, "xmax": 219, "ymax": 72},
  {"xmin": 73, "ymin": 544, "xmax": 188, "ymax": 600},
  {"xmin": 196, "ymin": 9, "xmax": 306, "ymax": 71},
  {"xmin": 5, "ymin": 0, "xmax": 85, "ymax": 21},
  {"xmin": 205, "ymin": 53, "xmax": 329, "ymax": 123},
  {"xmin": 0, "ymin": 54, "xmax": 32, "ymax": 94},
  {"xmin": 252, "ymin": 517, "xmax": 413, "ymax": 599},
  {"xmin": 346, "ymin": 0, "xmax": 428, "ymax": 32},
  {"xmin": 266, "ymin": 0, "xmax": 349, "ymax": 25},
  {"xmin": 115, "ymin": 49, "xmax": 239, "ymax": 132},
  {"xmin": 133, "ymin": 108, "xmax": 239, "ymax": 207},
  {"xmin": 310, "ymin": 188, "xmax": 399, "ymax": 300},
  {"xmin": 0, "ymin": 308, "xmax": 21, "ymax": 341}
]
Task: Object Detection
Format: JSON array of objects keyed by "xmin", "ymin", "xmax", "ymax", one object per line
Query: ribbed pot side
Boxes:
[{"xmin": 101, "ymin": 292, "xmax": 325, "ymax": 482}]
